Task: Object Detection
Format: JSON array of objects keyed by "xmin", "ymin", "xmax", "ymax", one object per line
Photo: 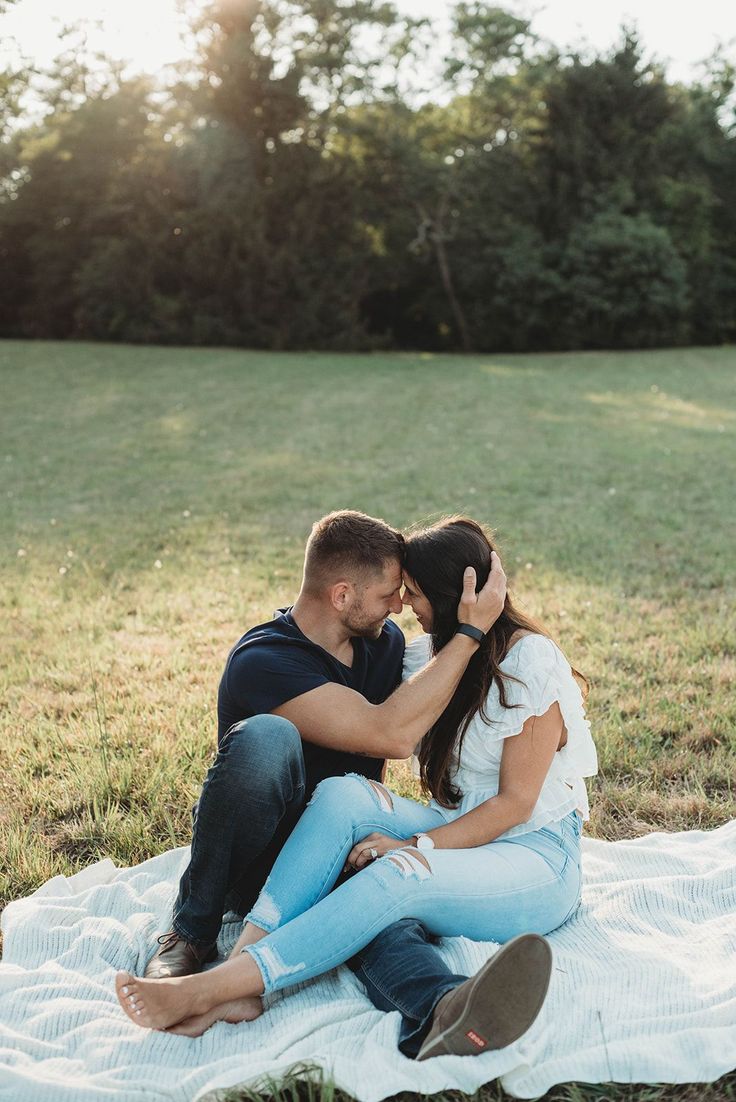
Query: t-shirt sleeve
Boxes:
[{"xmin": 225, "ymin": 643, "xmax": 331, "ymax": 716}]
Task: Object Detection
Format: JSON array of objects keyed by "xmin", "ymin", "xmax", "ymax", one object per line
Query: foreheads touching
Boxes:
[{"xmin": 301, "ymin": 511, "xmax": 500, "ymax": 643}]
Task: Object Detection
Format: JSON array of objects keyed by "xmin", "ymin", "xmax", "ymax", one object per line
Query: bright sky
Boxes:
[{"xmin": 2, "ymin": 0, "xmax": 734, "ymax": 84}]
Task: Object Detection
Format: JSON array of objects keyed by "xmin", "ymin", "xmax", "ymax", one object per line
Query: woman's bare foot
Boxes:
[
  {"xmin": 229, "ymin": 921, "xmax": 267, "ymax": 959},
  {"xmin": 166, "ymin": 995, "xmax": 263, "ymax": 1037},
  {"xmin": 116, "ymin": 970, "xmax": 207, "ymax": 1031}
]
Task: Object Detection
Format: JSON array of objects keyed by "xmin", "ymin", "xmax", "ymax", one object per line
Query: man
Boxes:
[{"xmin": 145, "ymin": 510, "xmax": 550, "ymax": 1059}]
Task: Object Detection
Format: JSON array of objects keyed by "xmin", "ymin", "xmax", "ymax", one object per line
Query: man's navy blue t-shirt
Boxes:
[{"xmin": 217, "ymin": 609, "xmax": 405, "ymax": 789}]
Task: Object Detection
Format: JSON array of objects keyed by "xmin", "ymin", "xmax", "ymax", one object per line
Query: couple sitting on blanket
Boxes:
[{"xmin": 116, "ymin": 510, "xmax": 598, "ymax": 1060}]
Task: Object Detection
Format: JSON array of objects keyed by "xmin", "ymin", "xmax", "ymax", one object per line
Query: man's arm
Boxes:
[{"xmin": 274, "ymin": 554, "xmax": 506, "ymax": 760}]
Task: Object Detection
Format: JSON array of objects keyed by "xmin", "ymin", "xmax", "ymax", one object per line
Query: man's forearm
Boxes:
[
  {"xmin": 274, "ymin": 553, "xmax": 507, "ymax": 760},
  {"xmin": 376, "ymin": 633, "xmax": 480, "ymax": 756}
]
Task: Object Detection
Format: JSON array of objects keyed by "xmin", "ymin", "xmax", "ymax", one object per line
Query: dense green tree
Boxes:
[
  {"xmin": 661, "ymin": 61, "xmax": 736, "ymax": 343},
  {"xmin": 529, "ymin": 32, "xmax": 735, "ymax": 347},
  {"xmin": 1, "ymin": 3, "xmax": 734, "ymax": 351},
  {"xmin": 559, "ymin": 210, "xmax": 689, "ymax": 348},
  {"xmin": 131, "ymin": 0, "xmax": 418, "ymax": 348},
  {"xmin": 534, "ymin": 33, "xmax": 680, "ymax": 236},
  {"xmin": 338, "ymin": 9, "xmax": 547, "ymax": 351},
  {"xmin": 6, "ymin": 73, "xmax": 160, "ymax": 337},
  {"xmin": 0, "ymin": 21, "xmax": 31, "ymax": 334}
]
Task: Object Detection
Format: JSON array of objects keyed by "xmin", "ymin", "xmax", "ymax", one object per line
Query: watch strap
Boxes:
[{"xmin": 456, "ymin": 623, "xmax": 485, "ymax": 644}]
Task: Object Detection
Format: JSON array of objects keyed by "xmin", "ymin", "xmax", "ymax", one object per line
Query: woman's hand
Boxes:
[{"xmin": 346, "ymin": 832, "xmax": 414, "ymax": 871}]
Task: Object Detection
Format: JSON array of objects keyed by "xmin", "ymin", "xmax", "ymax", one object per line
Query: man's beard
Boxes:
[{"xmin": 344, "ymin": 601, "xmax": 385, "ymax": 639}]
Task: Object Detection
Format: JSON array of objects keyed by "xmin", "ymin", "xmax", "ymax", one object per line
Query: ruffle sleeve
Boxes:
[
  {"xmin": 480, "ymin": 636, "xmax": 560, "ymax": 734},
  {"xmin": 466, "ymin": 635, "xmax": 598, "ymax": 779}
]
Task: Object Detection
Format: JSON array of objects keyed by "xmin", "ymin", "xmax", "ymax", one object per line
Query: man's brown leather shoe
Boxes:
[
  {"xmin": 416, "ymin": 933, "xmax": 552, "ymax": 1061},
  {"xmin": 144, "ymin": 931, "xmax": 218, "ymax": 979}
]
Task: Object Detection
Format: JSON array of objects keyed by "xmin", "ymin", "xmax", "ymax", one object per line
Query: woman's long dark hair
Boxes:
[{"xmin": 404, "ymin": 516, "xmax": 587, "ymax": 809}]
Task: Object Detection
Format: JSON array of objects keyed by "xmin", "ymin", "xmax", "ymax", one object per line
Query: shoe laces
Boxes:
[{"xmin": 156, "ymin": 931, "xmax": 182, "ymax": 950}]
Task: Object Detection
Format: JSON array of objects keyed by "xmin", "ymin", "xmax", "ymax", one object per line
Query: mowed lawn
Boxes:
[{"xmin": 1, "ymin": 340, "xmax": 735, "ymax": 1102}]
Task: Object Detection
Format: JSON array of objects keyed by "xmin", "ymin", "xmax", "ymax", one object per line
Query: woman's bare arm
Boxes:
[{"xmin": 348, "ymin": 701, "xmax": 564, "ymax": 867}]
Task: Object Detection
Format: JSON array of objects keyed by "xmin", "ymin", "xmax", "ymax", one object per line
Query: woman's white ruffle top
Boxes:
[{"xmin": 402, "ymin": 632, "xmax": 598, "ymax": 838}]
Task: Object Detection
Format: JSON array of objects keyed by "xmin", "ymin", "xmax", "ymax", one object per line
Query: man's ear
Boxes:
[{"xmin": 329, "ymin": 581, "xmax": 352, "ymax": 612}]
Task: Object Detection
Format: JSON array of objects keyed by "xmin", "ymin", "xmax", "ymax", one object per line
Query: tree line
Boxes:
[{"xmin": 1, "ymin": 0, "xmax": 735, "ymax": 352}]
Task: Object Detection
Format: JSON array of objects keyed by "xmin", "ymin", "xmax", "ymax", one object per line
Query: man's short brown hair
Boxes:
[{"xmin": 303, "ymin": 510, "xmax": 404, "ymax": 593}]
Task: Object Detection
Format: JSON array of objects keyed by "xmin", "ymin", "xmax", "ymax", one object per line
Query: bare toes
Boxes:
[
  {"xmin": 116, "ymin": 970, "xmax": 134, "ymax": 995},
  {"xmin": 116, "ymin": 972, "xmax": 150, "ymax": 1027}
]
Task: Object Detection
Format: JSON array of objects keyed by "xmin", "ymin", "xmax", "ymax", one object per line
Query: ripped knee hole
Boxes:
[
  {"xmin": 386, "ymin": 847, "xmax": 432, "ymax": 878},
  {"xmin": 367, "ymin": 779, "xmax": 394, "ymax": 812}
]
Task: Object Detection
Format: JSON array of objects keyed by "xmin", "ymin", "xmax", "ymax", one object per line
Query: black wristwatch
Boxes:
[{"xmin": 455, "ymin": 623, "xmax": 485, "ymax": 644}]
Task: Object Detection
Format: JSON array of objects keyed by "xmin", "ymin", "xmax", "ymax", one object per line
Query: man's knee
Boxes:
[
  {"xmin": 220, "ymin": 715, "xmax": 305, "ymax": 791},
  {"xmin": 222, "ymin": 715, "xmax": 301, "ymax": 760}
]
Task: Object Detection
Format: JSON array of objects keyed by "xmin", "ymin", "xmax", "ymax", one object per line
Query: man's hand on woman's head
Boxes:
[{"xmin": 457, "ymin": 551, "xmax": 506, "ymax": 635}]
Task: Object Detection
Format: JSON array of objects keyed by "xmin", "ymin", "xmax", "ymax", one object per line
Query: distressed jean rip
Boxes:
[
  {"xmin": 243, "ymin": 941, "xmax": 307, "ymax": 990},
  {"xmin": 386, "ymin": 847, "xmax": 432, "ymax": 880},
  {"xmin": 246, "ymin": 887, "xmax": 281, "ymax": 933},
  {"xmin": 346, "ymin": 772, "xmax": 395, "ymax": 812}
]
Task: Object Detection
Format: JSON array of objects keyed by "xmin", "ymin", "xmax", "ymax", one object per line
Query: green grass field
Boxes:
[{"xmin": 1, "ymin": 340, "xmax": 735, "ymax": 1101}]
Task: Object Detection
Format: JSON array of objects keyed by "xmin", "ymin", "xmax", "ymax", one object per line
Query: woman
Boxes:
[{"xmin": 116, "ymin": 517, "xmax": 598, "ymax": 1038}]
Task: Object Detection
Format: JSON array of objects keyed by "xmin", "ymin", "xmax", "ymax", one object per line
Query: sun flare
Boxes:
[
  {"xmin": 2, "ymin": 0, "xmax": 198, "ymax": 76},
  {"xmin": 3, "ymin": 0, "xmax": 736, "ymax": 86}
]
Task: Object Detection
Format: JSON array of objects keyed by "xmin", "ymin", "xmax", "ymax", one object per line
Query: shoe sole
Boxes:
[{"xmin": 416, "ymin": 933, "xmax": 552, "ymax": 1061}]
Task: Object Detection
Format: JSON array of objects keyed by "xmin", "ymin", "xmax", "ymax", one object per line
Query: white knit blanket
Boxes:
[{"xmin": 1, "ymin": 821, "xmax": 735, "ymax": 1101}]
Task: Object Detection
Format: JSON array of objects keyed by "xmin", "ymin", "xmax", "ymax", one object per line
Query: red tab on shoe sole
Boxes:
[{"xmin": 465, "ymin": 1030, "xmax": 487, "ymax": 1049}]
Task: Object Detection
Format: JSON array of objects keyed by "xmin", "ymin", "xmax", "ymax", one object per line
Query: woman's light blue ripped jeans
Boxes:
[{"xmin": 242, "ymin": 773, "xmax": 583, "ymax": 992}]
